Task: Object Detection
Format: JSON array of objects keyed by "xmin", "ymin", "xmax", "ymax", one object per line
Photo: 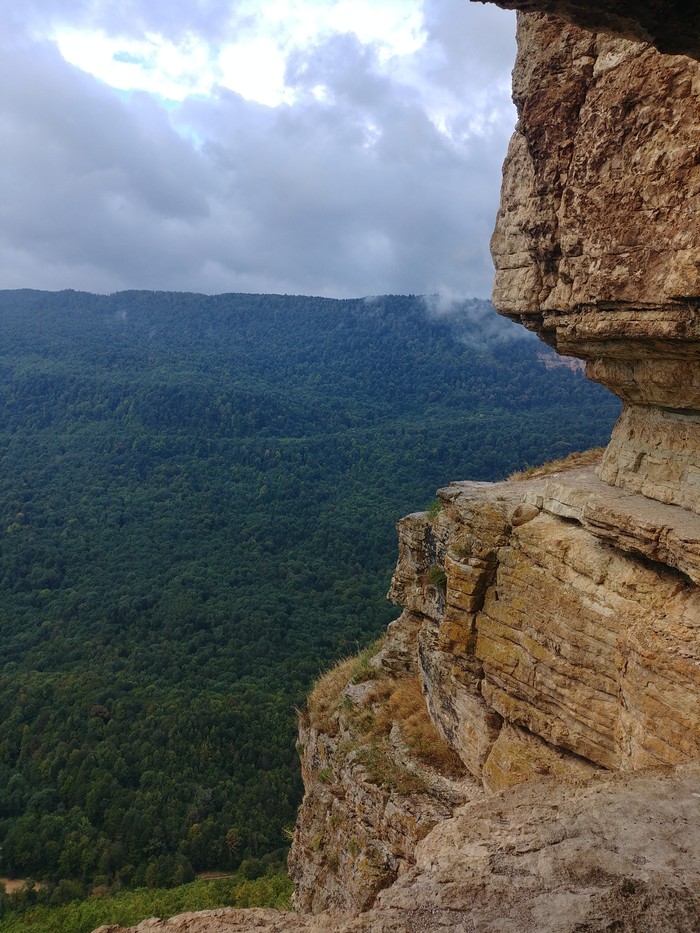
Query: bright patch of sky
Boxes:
[
  {"xmin": 53, "ymin": 0, "xmax": 426, "ymax": 107},
  {"xmin": 55, "ymin": 30, "xmax": 217, "ymax": 99}
]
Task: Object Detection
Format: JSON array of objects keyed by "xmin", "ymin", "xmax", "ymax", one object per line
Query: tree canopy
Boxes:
[{"xmin": 0, "ymin": 289, "xmax": 620, "ymax": 891}]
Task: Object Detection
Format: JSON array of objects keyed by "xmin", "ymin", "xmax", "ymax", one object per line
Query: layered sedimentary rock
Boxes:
[
  {"xmin": 400, "ymin": 470, "xmax": 700, "ymax": 778},
  {"xmin": 490, "ymin": 13, "xmax": 700, "ymax": 513}
]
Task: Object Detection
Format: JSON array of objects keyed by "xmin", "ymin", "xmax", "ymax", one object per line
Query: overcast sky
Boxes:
[{"xmin": 0, "ymin": 0, "xmax": 516, "ymax": 298}]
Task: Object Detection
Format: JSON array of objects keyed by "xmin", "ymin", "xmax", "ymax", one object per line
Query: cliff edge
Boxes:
[
  {"xmin": 285, "ymin": 460, "xmax": 700, "ymax": 925},
  {"xmin": 287, "ymin": 8, "xmax": 700, "ymax": 924}
]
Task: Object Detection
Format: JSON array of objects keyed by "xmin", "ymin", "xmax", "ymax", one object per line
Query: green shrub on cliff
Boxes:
[{"xmin": 427, "ymin": 564, "xmax": 447, "ymax": 593}]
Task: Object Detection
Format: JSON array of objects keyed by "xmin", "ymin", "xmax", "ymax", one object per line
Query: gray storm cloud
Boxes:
[{"xmin": 0, "ymin": 0, "xmax": 516, "ymax": 297}]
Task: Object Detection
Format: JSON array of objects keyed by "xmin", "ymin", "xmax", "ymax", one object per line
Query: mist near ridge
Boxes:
[{"xmin": 420, "ymin": 293, "xmax": 536, "ymax": 348}]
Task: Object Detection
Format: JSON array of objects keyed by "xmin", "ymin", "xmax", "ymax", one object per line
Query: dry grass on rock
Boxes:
[
  {"xmin": 304, "ymin": 637, "xmax": 387, "ymax": 736},
  {"xmin": 508, "ymin": 447, "xmax": 605, "ymax": 481},
  {"xmin": 304, "ymin": 656, "xmax": 357, "ymax": 736},
  {"xmin": 385, "ymin": 677, "xmax": 465, "ymax": 778},
  {"xmin": 305, "ymin": 638, "xmax": 465, "ymax": 792}
]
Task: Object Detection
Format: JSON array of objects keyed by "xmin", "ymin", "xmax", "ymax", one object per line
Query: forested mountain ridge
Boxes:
[{"xmin": 0, "ymin": 289, "xmax": 620, "ymax": 897}]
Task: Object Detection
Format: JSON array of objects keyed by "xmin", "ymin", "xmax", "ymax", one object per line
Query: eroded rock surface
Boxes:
[
  {"xmin": 373, "ymin": 763, "xmax": 700, "ymax": 932},
  {"xmin": 489, "ymin": 13, "xmax": 700, "ymax": 511},
  {"xmin": 393, "ymin": 472, "xmax": 700, "ymax": 779},
  {"xmin": 599, "ymin": 405, "xmax": 700, "ymax": 513},
  {"xmin": 492, "ymin": 15, "xmax": 700, "ymax": 329},
  {"xmin": 289, "ymin": 618, "xmax": 480, "ymax": 914}
]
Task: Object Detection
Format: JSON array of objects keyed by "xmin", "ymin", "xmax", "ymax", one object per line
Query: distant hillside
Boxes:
[{"xmin": 0, "ymin": 290, "xmax": 620, "ymax": 896}]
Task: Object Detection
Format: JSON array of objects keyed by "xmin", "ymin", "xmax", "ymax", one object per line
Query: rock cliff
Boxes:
[
  {"xmin": 285, "ymin": 458, "xmax": 700, "ymax": 919},
  {"xmin": 288, "ymin": 631, "xmax": 478, "ymax": 914},
  {"xmin": 99, "ymin": 2, "xmax": 700, "ymax": 931},
  {"xmin": 289, "ymin": 4, "xmax": 700, "ymax": 922},
  {"xmin": 489, "ymin": 12, "xmax": 700, "ymax": 516}
]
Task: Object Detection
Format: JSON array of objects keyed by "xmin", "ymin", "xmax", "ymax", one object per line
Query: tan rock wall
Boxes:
[
  {"xmin": 599, "ymin": 405, "xmax": 700, "ymax": 513},
  {"xmin": 492, "ymin": 14, "xmax": 700, "ymax": 333},
  {"xmin": 419, "ymin": 621, "xmax": 502, "ymax": 778},
  {"xmin": 481, "ymin": 722, "xmax": 599, "ymax": 792},
  {"xmin": 289, "ymin": 719, "xmax": 446, "ymax": 914},
  {"xmin": 388, "ymin": 473, "xmax": 700, "ymax": 783},
  {"xmin": 620, "ymin": 599, "xmax": 700, "ymax": 767},
  {"xmin": 533, "ymin": 465, "xmax": 700, "ymax": 584},
  {"xmin": 476, "ymin": 515, "xmax": 629, "ymax": 769},
  {"xmin": 477, "ymin": 508, "xmax": 700, "ymax": 768},
  {"xmin": 490, "ymin": 10, "xmax": 700, "ymax": 512}
]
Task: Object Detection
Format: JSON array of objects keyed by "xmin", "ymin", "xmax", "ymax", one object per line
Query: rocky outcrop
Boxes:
[
  {"xmin": 397, "ymin": 471, "xmax": 700, "ymax": 777},
  {"xmin": 372, "ymin": 762, "xmax": 700, "ymax": 932},
  {"xmin": 289, "ymin": 617, "xmax": 480, "ymax": 913},
  {"xmin": 599, "ymin": 406, "xmax": 700, "ymax": 514},
  {"xmin": 489, "ymin": 12, "xmax": 700, "ymax": 514},
  {"xmin": 531, "ymin": 465, "xmax": 700, "ymax": 586},
  {"xmin": 491, "ymin": 15, "xmax": 700, "ymax": 325},
  {"xmin": 285, "ymin": 458, "xmax": 700, "ymax": 918}
]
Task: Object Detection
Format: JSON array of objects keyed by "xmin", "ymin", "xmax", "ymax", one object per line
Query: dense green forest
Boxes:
[{"xmin": 0, "ymin": 289, "xmax": 620, "ymax": 899}]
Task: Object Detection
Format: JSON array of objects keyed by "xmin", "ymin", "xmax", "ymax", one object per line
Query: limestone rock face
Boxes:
[
  {"xmin": 288, "ymin": 618, "xmax": 480, "ymax": 914},
  {"xmin": 538, "ymin": 464, "xmax": 700, "ymax": 584},
  {"xmin": 372, "ymin": 763, "xmax": 700, "ymax": 932},
  {"xmin": 395, "ymin": 473, "xmax": 700, "ymax": 779},
  {"xmin": 288, "ymin": 715, "xmax": 464, "ymax": 915},
  {"xmin": 490, "ymin": 10, "xmax": 700, "ymax": 513},
  {"xmin": 599, "ymin": 405, "xmax": 700, "ymax": 513},
  {"xmin": 492, "ymin": 15, "xmax": 700, "ymax": 350},
  {"xmin": 481, "ymin": 721, "xmax": 598, "ymax": 792}
]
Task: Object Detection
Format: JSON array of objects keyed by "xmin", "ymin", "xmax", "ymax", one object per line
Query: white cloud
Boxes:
[
  {"xmin": 218, "ymin": 39, "xmax": 291, "ymax": 107},
  {"xmin": 0, "ymin": 0, "xmax": 516, "ymax": 298},
  {"xmin": 50, "ymin": 0, "xmax": 428, "ymax": 107},
  {"xmin": 54, "ymin": 30, "xmax": 218, "ymax": 100}
]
